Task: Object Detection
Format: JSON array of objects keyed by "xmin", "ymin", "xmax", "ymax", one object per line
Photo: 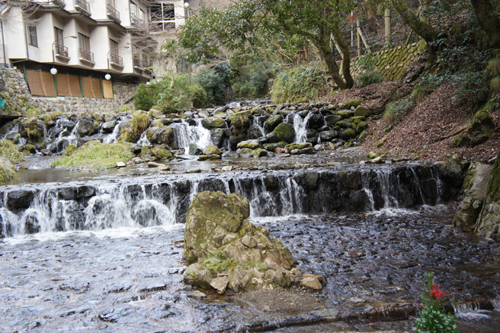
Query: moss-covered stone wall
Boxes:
[
  {"xmin": 0, "ymin": 68, "xmax": 32, "ymax": 116},
  {"xmin": 351, "ymin": 41, "xmax": 426, "ymax": 81}
]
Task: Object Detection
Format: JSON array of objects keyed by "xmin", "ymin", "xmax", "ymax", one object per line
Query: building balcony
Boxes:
[
  {"xmin": 109, "ymin": 53, "xmax": 123, "ymax": 68},
  {"xmin": 52, "ymin": 0, "xmax": 65, "ymax": 6},
  {"xmin": 133, "ymin": 56, "xmax": 144, "ymax": 70},
  {"xmin": 130, "ymin": 13, "xmax": 146, "ymax": 29},
  {"xmin": 54, "ymin": 42, "xmax": 69, "ymax": 59},
  {"xmin": 106, "ymin": 3, "xmax": 120, "ymax": 23},
  {"xmin": 75, "ymin": 0, "xmax": 91, "ymax": 16},
  {"xmin": 79, "ymin": 48, "xmax": 95, "ymax": 64}
]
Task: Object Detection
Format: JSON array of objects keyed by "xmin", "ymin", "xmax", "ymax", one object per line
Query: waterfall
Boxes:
[
  {"xmin": 103, "ymin": 122, "xmax": 122, "ymax": 144},
  {"xmin": 1, "ymin": 124, "xmax": 19, "ymax": 141},
  {"xmin": 46, "ymin": 118, "xmax": 81, "ymax": 153},
  {"xmin": 293, "ymin": 113, "xmax": 312, "ymax": 143},
  {"xmin": 171, "ymin": 119, "xmax": 211, "ymax": 153},
  {"xmin": 252, "ymin": 115, "xmax": 266, "ymax": 137},
  {"xmin": 0, "ymin": 165, "xmax": 447, "ymax": 237},
  {"xmin": 137, "ymin": 131, "xmax": 152, "ymax": 147}
]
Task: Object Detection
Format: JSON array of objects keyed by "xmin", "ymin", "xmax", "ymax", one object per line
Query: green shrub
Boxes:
[
  {"xmin": 270, "ymin": 65, "xmax": 326, "ymax": 104},
  {"xmin": 355, "ymin": 54, "xmax": 382, "ymax": 88},
  {"xmin": 131, "ymin": 111, "xmax": 152, "ymax": 135},
  {"xmin": 411, "ymin": 87, "xmax": 427, "ymax": 104},
  {"xmin": 52, "ymin": 141, "xmax": 134, "ymax": 170},
  {"xmin": 39, "ymin": 110, "xmax": 63, "ymax": 121},
  {"xmin": 231, "ymin": 64, "xmax": 268, "ymax": 99},
  {"xmin": 134, "ymin": 83, "xmax": 162, "ymax": 111},
  {"xmin": 195, "ymin": 64, "xmax": 231, "ymax": 106},
  {"xmin": 0, "ymin": 139, "xmax": 25, "ymax": 163},
  {"xmin": 383, "ymin": 99, "xmax": 414, "ymax": 125}
]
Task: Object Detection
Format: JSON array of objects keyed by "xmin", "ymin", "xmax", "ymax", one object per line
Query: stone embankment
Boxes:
[{"xmin": 2, "ymin": 99, "xmax": 382, "ymax": 161}]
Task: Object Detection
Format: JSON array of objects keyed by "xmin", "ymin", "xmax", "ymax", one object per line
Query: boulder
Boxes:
[
  {"xmin": 325, "ymin": 115, "xmax": 341, "ymax": 126},
  {"xmin": 319, "ymin": 130, "xmax": 339, "ymax": 141},
  {"xmin": 183, "ymin": 191, "xmax": 300, "ymax": 293},
  {"xmin": 210, "ymin": 128, "xmax": 226, "ymax": 147},
  {"xmin": 247, "ymin": 124, "xmax": 265, "ymax": 139},
  {"xmin": 264, "ymin": 114, "xmax": 283, "ymax": 132},
  {"xmin": 273, "ymin": 123, "xmax": 295, "ymax": 143},
  {"xmin": 474, "ymin": 147, "xmax": 500, "ymax": 240},
  {"xmin": 237, "ymin": 140, "xmax": 260, "ymax": 149},
  {"xmin": 146, "ymin": 126, "xmax": 174, "ymax": 145},
  {"xmin": 203, "ymin": 144, "xmax": 222, "ymax": 155},
  {"xmin": 201, "ymin": 117, "xmax": 225, "ymax": 129},
  {"xmin": 151, "ymin": 145, "xmax": 173, "ymax": 160},
  {"xmin": 229, "ymin": 111, "xmax": 252, "ymax": 128},
  {"xmin": 252, "ymin": 148, "xmax": 268, "ymax": 157},
  {"xmin": 284, "ymin": 142, "xmax": 312, "ymax": 154},
  {"xmin": 102, "ymin": 120, "xmax": 117, "ymax": 133},
  {"xmin": 76, "ymin": 117, "xmax": 97, "ymax": 137},
  {"xmin": 307, "ymin": 112, "xmax": 324, "ymax": 129},
  {"xmin": 353, "ymin": 106, "xmax": 371, "ymax": 117},
  {"xmin": 454, "ymin": 163, "xmax": 493, "ymax": 230}
]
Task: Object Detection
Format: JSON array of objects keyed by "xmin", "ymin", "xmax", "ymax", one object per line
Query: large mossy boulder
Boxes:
[
  {"xmin": 273, "ymin": 123, "xmax": 295, "ymax": 143},
  {"xmin": 145, "ymin": 126, "xmax": 174, "ymax": 145},
  {"xmin": 184, "ymin": 191, "xmax": 306, "ymax": 293},
  {"xmin": 474, "ymin": 148, "xmax": 500, "ymax": 240},
  {"xmin": 201, "ymin": 117, "xmax": 225, "ymax": 129},
  {"xmin": 229, "ymin": 111, "xmax": 252, "ymax": 128},
  {"xmin": 454, "ymin": 163, "xmax": 493, "ymax": 230},
  {"xmin": 264, "ymin": 114, "xmax": 283, "ymax": 132}
]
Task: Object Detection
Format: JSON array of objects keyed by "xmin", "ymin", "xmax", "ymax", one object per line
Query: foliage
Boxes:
[
  {"xmin": 383, "ymin": 99, "xmax": 414, "ymax": 125},
  {"xmin": 231, "ymin": 62, "xmax": 269, "ymax": 99},
  {"xmin": 0, "ymin": 159, "xmax": 16, "ymax": 183},
  {"xmin": 194, "ymin": 63, "xmax": 232, "ymax": 106},
  {"xmin": 39, "ymin": 110, "xmax": 63, "ymax": 121},
  {"xmin": 356, "ymin": 54, "xmax": 383, "ymax": 88},
  {"xmin": 52, "ymin": 141, "xmax": 134, "ymax": 170},
  {"xmin": 134, "ymin": 74, "xmax": 211, "ymax": 113},
  {"xmin": 131, "ymin": 111, "xmax": 151, "ymax": 135},
  {"xmin": 413, "ymin": 272, "xmax": 457, "ymax": 333},
  {"xmin": 411, "ymin": 87, "xmax": 427, "ymax": 104},
  {"xmin": 0, "ymin": 139, "xmax": 25, "ymax": 163},
  {"xmin": 177, "ymin": 0, "xmax": 356, "ymax": 89},
  {"xmin": 134, "ymin": 83, "xmax": 162, "ymax": 111},
  {"xmin": 270, "ymin": 65, "xmax": 326, "ymax": 104}
]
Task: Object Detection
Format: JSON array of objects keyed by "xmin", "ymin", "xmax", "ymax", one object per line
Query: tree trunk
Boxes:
[
  {"xmin": 332, "ymin": 26, "xmax": 354, "ymax": 89},
  {"xmin": 391, "ymin": 0, "xmax": 439, "ymax": 45},
  {"xmin": 316, "ymin": 29, "xmax": 347, "ymax": 90},
  {"xmin": 471, "ymin": 0, "xmax": 500, "ymax": 47}
]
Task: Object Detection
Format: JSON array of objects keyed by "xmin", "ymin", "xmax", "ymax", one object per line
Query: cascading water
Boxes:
[
  {"xmin": 293, "ymin": 112, "xmax": 313, "ymax": 143},
  {"xmin": 46, "ymin": 118, "xmax": 81, "ymax": 153},
  {"xmin": 0, "ymin": 165, "xmax": 446, "ymax": 237},
  {"xmin": 171, "ymin": 119, "xmax": 212, "ymax": 153},
  {"xmin": 102, "ymin": 122, "xmax": 122, "ymax": 144},
  {"xmin": 252, "ymin": 115, "xmax": 266, "ymax": 137}
]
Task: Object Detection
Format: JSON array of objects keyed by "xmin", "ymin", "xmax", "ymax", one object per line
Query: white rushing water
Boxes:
[
  {"xmin": 293, "ymin": 112, "xmax": 312, "ymax": 143},
  {"xmin": 172, "ymin": 119, "xmax": 212, "ymax": 153}
]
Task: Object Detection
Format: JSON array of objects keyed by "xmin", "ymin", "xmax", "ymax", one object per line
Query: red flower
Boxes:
[{"xmin": 430, "ymin": 284, "xmax": 447, "ymax": 300}]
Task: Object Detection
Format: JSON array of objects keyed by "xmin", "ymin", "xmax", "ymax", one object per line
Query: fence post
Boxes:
[
  {"xmin": 357, "ymin": 19, "xmax": 361, "ymax": 57},
  {"xmin": 384, "ymin": 8, "xmax": 391, "ymax": 46}
]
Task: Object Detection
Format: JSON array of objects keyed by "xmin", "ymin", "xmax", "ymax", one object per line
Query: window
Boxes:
[
  {"xmin": 55, "ymin": 27, "xmax": 64, "ymax": 45},
  {"xmin": 150, "ymin": 2, "xmax": 175, "ymax": 32},
  {"xmin": 110, "ymin": 39, "xmax": 119, "ymax": 57},
  {"xmin": 78, "ymin": 33, "xmax": 93, "ymax": 62},
  {"xmin": 28, "ymin": 25, "xmax": 38, "ymax": 47}
]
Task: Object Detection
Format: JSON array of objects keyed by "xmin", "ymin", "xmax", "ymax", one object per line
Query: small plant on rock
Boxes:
[
  {"xmin": 383, "ymin": 99, "xmax": 414, "ymax": 125},
  {"xmin": 413, "ymin": 272, "xmax": 457, "ymax": 333}
]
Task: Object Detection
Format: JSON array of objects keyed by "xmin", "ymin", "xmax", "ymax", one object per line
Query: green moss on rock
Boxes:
[{"xmin": 273, "ymin": 123, "xmax": 295, "ymax": 143}]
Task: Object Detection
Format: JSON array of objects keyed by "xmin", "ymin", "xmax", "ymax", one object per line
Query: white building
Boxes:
[{"xmin": 0, "ymin": 0, "xmax": 189, "ymax": 98}]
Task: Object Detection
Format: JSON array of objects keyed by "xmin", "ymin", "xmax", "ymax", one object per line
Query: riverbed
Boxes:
[{"xmin": 1, "ymin": 205, "xmax": 499, "ymax": 332}]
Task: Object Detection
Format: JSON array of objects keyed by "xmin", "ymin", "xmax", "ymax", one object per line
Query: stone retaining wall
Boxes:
[
  {"xmin": 0, "ymin": 68, "xmax": 138, "ymax": 115},
  {"xmin": 351, "ymin": 41, "xmax": 426, "ymax": 81}
]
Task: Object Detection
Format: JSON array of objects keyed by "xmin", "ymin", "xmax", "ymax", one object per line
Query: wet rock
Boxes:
[
  {"xmin": 187, "ymin": 290, "xmax": 207, "ymax": 299},
  {"xmin": 273, "ymin": 123, "xmax": 295, "ymax": 143},
  {"xmin": 307, "ymin": 112, "xmax": 324, "ymax": 129},
  {"xmin": 210, "ymin": 276, "xmax": 229, "ymax": 294},
  {"xmin": 300, "ymin": 276, "xmax": 322, "ymax": 290},
  {"xmin": 98, "ymin": 308, "xmax": 132, "ymax": 323},
  {"xmin": 203, "ymin": 144, "xmax": 222, "ymax": 155},
  {"xmin": 237, "ymin": 140, "xmax": 260, "ymax": 149},
  {"xmin": 475, "ymin": 147, "xmax": 500, "ymax": 240},
  {"xmin": 354, "ymin": 105, "xmax": 371, "ymax": 117},
  {"xmin": 309, "ymin": 308, "xmax": 339, "ymax": 319},
  {"xmin": 264, "ymin": 114, "xmax": 283, "ymax": 132},
  {"xmin": 146, "ymin": 127, "xmax": 174, "ymax": 145},
  {"xmin": 340, "ymin": 128, "xmax": 357, "ymax": 140},
  {"xmin": 319, "ymin": 130, "xmax": 339, "ymax": 141},
  {"xmin": 229, "ymin": 111, "xmax": 251, "ymax": 128},
  {"xmin": 201, "ymin": 117, "xmax": 225, "ymax": 129},
  {"xmin": 102, "ymin": 121, "xmax": 116, "ymax": 133},
  {"xmin": 438, "ymin": 157, "xmax": 465, "ymax": 189},
  {"xmin": 76, "ymin": 118, "xmax": 97, "ymax": 137},
  {"xmin": 188, "ymin": 144, "xmax": 202, "ymax": 155},
  {"xmin": 183, "ymin": 191, "xmax": 295, "ymax": 292},
  {"xmin": 454, "ymin": 163, "xmax": 493, "ymax": 230},
  {"xmin": 252, "ymin": 148, "xmax": 268, "ymax": 157},
  {"xmin": 6, "ymin": 189, "xmax": 35, "ymax": 211},
  {"xmin": 284, "ymin": 142, "xmax": 312, "ymax": 154}
]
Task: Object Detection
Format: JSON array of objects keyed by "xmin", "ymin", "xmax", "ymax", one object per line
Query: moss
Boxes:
[
  {"xmin": 469, "ymin": 110, "xmax": 494, "ymax": 138},
  {"xmin": 454, "ymin": 133, "xmax": 473, "ymax": 147},
  {"xmin": 52, "ymin": 142, "xmax": 134, "ymax": 170},
  {"xmin": 229, "ymin": 111, "xmax": 252, "ymax": 128},
  {"xmin": 252, "ymin": 148, "xmax": 267, "ymax": 157},
  {"xmin": 119, "ymin": 128, "xmax": 139, "ymax": 143},
  {"xmin": 39, "ymin": 110, "xmax": 63, "ymax": 121},
  {"xmin": 273, "ymin": 123, "xmax": 295, "ymax": 143},
  {"xmin": 285, "ymin": 142, "xmax": 312, "ymax": 153},
  {"xmin": 339, "ymin": 98, "xmax": 363, "ymax": 109},
  {"xmin": 341, "ymin": 128, "xmax": 357, "ymax": 140},
  {"xmin": 63, "ymin": 144, "xmax": 77, "ymax": 156},
  {"xmin": 152, "ymin": 145, "xmax": 173, "ymax": 160},
  {"xmin": 355, "ymin": 121, "xmax": 368, "ymax": 133},
  {"xmin": 0, "ymin": 139, "xmax": 25, "ymax": 163},
  {"xmin": 277, "ymin": 141, "xmax": 287, "ymax": 147},
  {"xmin": 485, "ymin": 147, "xmax": 500, "ymax": 202},
  {"xmin": 0, "ymin": 159, "xmax": 16, "ymax": 183},
  {"xmin": 376, "ymin": 136, "xmax": 387, "ymax": 147},
  {"xmin": 462, "ymin": 165, "xmax": 476, "ymax": 190},
  {"xmin": 131, "ymin": 111, "xmax": 152, "ymax": 135}
]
